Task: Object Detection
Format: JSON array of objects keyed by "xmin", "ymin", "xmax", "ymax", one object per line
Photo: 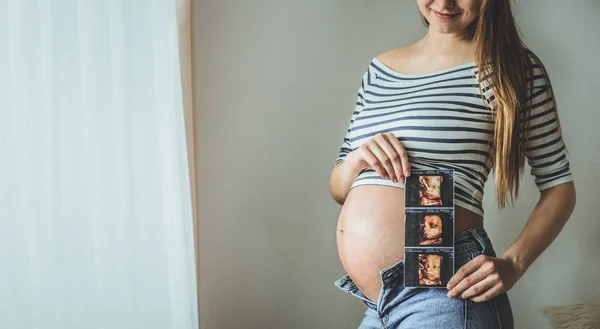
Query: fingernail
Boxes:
[
  {"xmin": 404, "ymin": 170, "xmax": 410, "ymax": 177},
  {"xmin": 447, "ymin": 292, "xmax": 453, "ymax": 298}
]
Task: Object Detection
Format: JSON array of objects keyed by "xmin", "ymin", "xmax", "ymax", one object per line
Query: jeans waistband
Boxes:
[
  {"xmin": 455, "ymin": 227, "xmax": 491, "ymax": 255},
  {"xmin": 379, "ymin": 227, "xmax": 491, "ymax": 283}
]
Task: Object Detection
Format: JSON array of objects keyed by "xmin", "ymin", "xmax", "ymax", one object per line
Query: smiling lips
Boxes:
[{"xmin": 433, "ymin": 10, "xmax": 461, "ymax": 20}]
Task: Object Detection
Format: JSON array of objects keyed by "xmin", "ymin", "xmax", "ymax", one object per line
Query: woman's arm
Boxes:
[
  {"xmin": 501, "ymin": 181, "xmax": 576, "ymax": 277},
  {"xmin": 329, "ymin": 67, "xmax": 369, "ymax": 205},
  {"xmin": 504, "ymin": 51, "xmax": 578, "ymax": 275},
  {"xmin": 329, "ymin": 159, "xmax": 363, "ymax": 206},
  {"xmin": 330, "ymin": 63, "xmax": 411, "ymax": 205},
  {"xmin": 445, "ymin": 181, "xmax": 576, "ymax": 302},
  {"xmin": 446, "ymin": 51, "xmax": 576, "ymax": 302},
  {"xmin": 330, "ymin": 134, "xmax": 412, "ymax": 206}
]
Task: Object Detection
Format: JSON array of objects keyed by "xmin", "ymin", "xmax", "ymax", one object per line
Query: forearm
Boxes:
[
  {"xmin": 329, "ymin": 155, "xmax": 363, "ymax": 205},
  {"xmin": 501, "ymin": 181, "xmax": 576, "ymax": 276}
]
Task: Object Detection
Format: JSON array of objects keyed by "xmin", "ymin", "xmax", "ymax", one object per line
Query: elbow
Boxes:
[
  {"xmin": 329, "ymin": 175, "xmax": 345, "ymax": 206},
  {"xmin": 329, "ymin": 182, "xmax": 345, "ymax": 206},
  {"xmin": 333, "ymin": 195, "xmax": 344, "ymax": 206}
]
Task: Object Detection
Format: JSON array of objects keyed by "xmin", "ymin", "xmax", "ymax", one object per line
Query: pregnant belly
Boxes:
[
  {"xmin": 336, "ymin": 185, "xmax": 406, "ymax": 304},
  {"xmin": 336, "ymin": 184, "xmax": 483, "ymax": 304}
]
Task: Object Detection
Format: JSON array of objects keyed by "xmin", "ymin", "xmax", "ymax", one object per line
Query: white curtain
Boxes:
[
  {"xmin": 175, "ymin": 0, "xmax": 200, "ymax": 316},
  {"xmin": 0, "ymin": 1, "xmax": 199, "ymax": 328}
]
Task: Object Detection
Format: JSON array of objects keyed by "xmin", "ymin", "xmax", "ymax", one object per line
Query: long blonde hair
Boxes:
[{"xmin": 421, "ymin": 0, "xmax": 566, "ymax": 208}]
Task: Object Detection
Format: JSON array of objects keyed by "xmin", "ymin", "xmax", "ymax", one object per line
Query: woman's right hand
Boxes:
[{"xmin": 345, "ymin": 132, "xmax": 411, "ymax": 184}]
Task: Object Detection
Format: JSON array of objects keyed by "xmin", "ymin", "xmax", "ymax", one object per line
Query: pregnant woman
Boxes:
[{"xmin": 329, "ymin": 1, "xmax": 577, "ymax": 328}]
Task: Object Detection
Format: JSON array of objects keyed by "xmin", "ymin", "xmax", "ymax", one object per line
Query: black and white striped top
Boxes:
[{"xmin": 334, "ymin": 54, "xmax": 573, "ymax": 217}]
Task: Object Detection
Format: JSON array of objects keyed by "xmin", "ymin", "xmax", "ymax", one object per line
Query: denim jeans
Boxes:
[{"xmin": 334, "ymin": 228, "xmax": 514, "ymax": 329}]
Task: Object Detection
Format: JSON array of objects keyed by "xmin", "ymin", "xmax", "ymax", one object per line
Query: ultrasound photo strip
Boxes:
[{"xmin": 404, "ymin": 169, "xmax": 455, "ymax": 288}]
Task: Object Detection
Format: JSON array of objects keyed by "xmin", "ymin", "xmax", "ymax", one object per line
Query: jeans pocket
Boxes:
[
  {"xmin": 455, "ymin": 243, "xmax": 496, "ymax": 270},
  {"xmin": 470, "ymin": 230, "xmax": 497, "ymax": 258},
  {"xmin": 467, "ymin": 243, "xmax": 496, "ymax": 261}
]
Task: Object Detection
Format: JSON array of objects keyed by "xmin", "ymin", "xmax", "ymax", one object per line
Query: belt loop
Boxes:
[{"xmin": 469, "ymin": 228, "xmax": 487, "ymax": 254}]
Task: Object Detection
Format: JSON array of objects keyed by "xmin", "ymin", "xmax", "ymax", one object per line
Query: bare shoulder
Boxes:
[
  {"xmin": 374, "ymin": 44, "xmax": 419, "ymax": 72},
  {"xmin": 375, "ymin": 45, "xmax": 413, "ymax": 64}
]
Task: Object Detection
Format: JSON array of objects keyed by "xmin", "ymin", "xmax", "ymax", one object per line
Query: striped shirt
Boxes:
[{"xmin": 334, "ymin": 53, "xmax": 573, "ymax": 217}]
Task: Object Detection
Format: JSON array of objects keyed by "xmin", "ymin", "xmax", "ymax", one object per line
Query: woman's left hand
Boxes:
[{"xmin": 445, "ymin": 255, "xmax": 522, "ymax": 302}]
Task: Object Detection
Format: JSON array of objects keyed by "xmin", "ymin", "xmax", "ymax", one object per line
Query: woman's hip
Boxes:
[{"xmin": 334, "ymin": 228, "xmax": 514, "ymax": 329}]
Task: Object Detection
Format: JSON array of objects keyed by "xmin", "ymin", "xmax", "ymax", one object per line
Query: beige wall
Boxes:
[{"xmin": 193, "ymin": 1, "xmax": 599, "ymax": 328}]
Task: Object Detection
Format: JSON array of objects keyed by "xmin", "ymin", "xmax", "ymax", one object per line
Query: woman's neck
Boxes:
[{"xmin": 416, "ymin": 31, "xmax": 475, "ymax": 60}]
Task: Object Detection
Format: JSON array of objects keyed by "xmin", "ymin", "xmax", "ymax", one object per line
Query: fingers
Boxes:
[
  {"xmin": 383, "ymin": 133, "xmax": 410, "ymax": 182},
  {"xmin": 363, "ymin": 140, "xmax": 395, "ymax": 181},
  {"xmin": 377, "ymin": 134, "xmax": 404, "ymax": 183},
  {"xmin": 448, "ymin": 255, "xmax": 503, "ymax": 299},
  {"xmin": 385, "ymin": 133, "xmax": 411, "ymax": 178},
  {"xmin": 447, "ymin": 268, "xmax": 489, "ymax": 299},
  {"xmin": 358, "ymin": 133, "xmax": 409, "ymax": 183},
  {"xmin": 470, "ymin": 283, "xmax": 504, "ymax": 303},
  {"xmin": 446, "ymin": 255, "xmax": 488, "ymax": 297},
  {"xmin": 458, "ymin": 275, "xmax": 496, "ymax": 300}
]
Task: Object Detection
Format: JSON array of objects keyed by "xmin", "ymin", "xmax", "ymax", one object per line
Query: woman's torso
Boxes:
[
  {"xmin": 336, "ymin": 186, "xmax": 482, "ymax": 304},
  {"xmin": 336, "ymin": 49, "xmax": 492, "ymax": 304}
]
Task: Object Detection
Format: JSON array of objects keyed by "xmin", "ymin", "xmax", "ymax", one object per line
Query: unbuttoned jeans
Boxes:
[{"xmin": 334, "ymin": 228, "xmax": 514, "ymax": 329}]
